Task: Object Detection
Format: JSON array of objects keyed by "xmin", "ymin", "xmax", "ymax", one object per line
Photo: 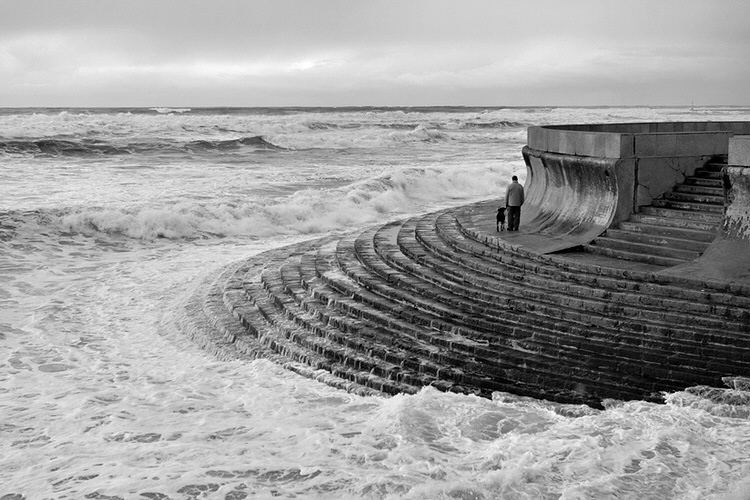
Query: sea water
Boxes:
[{"xmin": 2, "ymin": 106, "xmax": 750, "ymax": 499}]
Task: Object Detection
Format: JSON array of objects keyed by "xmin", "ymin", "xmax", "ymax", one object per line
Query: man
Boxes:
[{"xmin": 505, "ymin": 175, "xmax": 524, "ymax": 231}]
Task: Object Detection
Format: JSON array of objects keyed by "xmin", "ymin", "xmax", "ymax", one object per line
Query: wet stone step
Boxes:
[
  {"xmin": 684, "ymin": 176, "xmax": 723, "ymax": 187},
  {"xmin": 440, "ymin": 208, "xmax": 750, "ymax": 314},
  {"xmin": 673, "ymin": 184, "xmax": 724, "ymax": 196},
  {"xmin": 582, "ymin": 244, "xmax": 687, "ymax": 268},
  {"xmin": 602, "ymin": 229, "xmax": 711, "ymax": 252},
  {"xmin": 247, "ymin": 276, "xmax": 426, "ymax": 395},
  {"xmin": 394, "ymin": 225, "xmax": 744, "ymax": 342},
  {"xmin": 403, "ymin": 218, "xmax": 749, "ymax": 335},
  {"xmin": 620, "ymin": 214, "xmax": 719, "ymax": 234},
  {"xmin": 664, "ymin": 191, "xmax": 725, "ymax": 205},
  {"xmin": 591, "ymin": 235, "xmax": 702, "ymax": 260},
  {"xmin": 313, "ymin": 238, "xmax": 657, "ymax": 395},
  {"xmin": 374, "ymin": 218, "xmax": 737, "ymax": 346},
  {"xmin": 278, "ymin": 254, "xmax": 498, "ymax": 385},
  {"xmin": 651, "ymin": 199, "xmax": 724, "ymax": 213},
  {"xmin": 637, "ymin": 207, "xmax": 722, "ymax": 223},
  {"xmin": 376, "ymin": 217, "xmax": 750, "ymax": 370}
]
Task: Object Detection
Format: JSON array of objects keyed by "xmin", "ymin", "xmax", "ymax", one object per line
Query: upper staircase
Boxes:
[{"xmin": 583, "ymin": 159, "xmax": 725, "ymax": 266}]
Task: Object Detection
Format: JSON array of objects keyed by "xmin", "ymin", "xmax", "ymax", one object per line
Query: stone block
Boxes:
[
  {"xmin": 558, "ymin": 131, "xmax": 576, "ymax": 155},
  {"xmin": 729, "ymin": 136, "xmax": 750, "ymax": 166},
  {"xmin": 633, "ymin": 134, "xmax": 657, "ymax": 157},
  {"xmin": 527, "ymin": 127, "xmax": 546, "ymax": 151},
  {"xmin": 576, "ymin": 132, "xmax": 597, "ymax": 157}
]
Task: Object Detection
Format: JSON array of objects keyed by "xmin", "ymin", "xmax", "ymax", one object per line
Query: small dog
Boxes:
[{"xmin": 496, "ymin": 206, "xmax": 506, "ymax": 232}]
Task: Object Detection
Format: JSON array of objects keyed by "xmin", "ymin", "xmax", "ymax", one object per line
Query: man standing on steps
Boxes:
[{"xmin": 505, "ymin": 175, "xmax": 525, "ymax": 232}]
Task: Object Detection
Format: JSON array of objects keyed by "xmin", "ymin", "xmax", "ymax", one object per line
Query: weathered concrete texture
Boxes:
[
  {"xmin": 520, "ymin": 147, "xmax": 617, "ymax": 252},
  {"xmin": 729, "ymin": 136, "xmax": 750, "ymax": 166},
  {"xmin": 633, "ymin": 155, "xmax": 715, "ymax": 211}
]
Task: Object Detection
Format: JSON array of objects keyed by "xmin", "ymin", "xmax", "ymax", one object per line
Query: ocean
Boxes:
[{"xmin": 2, "ymin": 106, "xmax": 750, "ymax": 499}]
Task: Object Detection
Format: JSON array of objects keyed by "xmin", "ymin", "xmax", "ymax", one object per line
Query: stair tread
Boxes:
[
  {"xmin": 603, "ymin": 228, "xmax": 712, "ymax": 252},
  {"xmin": 583, "ymin": 244, "xmax": 688, "ymax": 267}
]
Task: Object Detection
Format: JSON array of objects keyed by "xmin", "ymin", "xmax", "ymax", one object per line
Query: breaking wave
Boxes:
[{"xmin": 24, "ymin": 165, "xmax": 508, "ymax": 240}]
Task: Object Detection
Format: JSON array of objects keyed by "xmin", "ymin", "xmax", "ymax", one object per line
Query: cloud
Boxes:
[{"xmin": 1, "ymin": 0, "xmax": 749, "ymax": 106}]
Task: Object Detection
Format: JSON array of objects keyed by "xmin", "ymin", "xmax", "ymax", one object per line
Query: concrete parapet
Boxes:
[{"xmin": 528, "ymin": 121, "xmax": 749, "ymax": 159}]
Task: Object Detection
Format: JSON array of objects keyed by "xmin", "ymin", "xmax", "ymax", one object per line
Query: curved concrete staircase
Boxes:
[
  {"xmin": 584, "ymin": 161, "xmax": 725, "ymax": 266},
  {"xmin": 184, "ymin": 197, "xmax": 750, "ymax": 408}
]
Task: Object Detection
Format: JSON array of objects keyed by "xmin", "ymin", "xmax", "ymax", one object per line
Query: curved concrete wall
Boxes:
[{"xmin": 521, "ymin": 146, "xmax": 618, "ymax": 252}]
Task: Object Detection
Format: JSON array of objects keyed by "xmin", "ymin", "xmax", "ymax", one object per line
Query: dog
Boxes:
[{"xmin": 496, "ymin": 206, "xmax": 506, "ymax": 232}]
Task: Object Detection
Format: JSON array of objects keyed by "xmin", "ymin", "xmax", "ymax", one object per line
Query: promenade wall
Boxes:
[{"xmin": 523, "ymin": 121, "xmax": 750, "ymax": 252}]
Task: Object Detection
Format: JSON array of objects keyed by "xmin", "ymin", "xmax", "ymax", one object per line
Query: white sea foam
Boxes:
[{"xmin": 27, "ymin": 158, "xmax": 514, "ymax": 240}]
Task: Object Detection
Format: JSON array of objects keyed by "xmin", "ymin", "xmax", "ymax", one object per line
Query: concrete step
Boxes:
[
  {"xmin": 273, "ymin": 258, "xmax": 496, "ymax": 394},
  {"xmin": 405, "ymin": 220, "xmax": 749, "ymax": 337},
  {"xmin": 603, "ymin": 228, "xmax": 711, "ymax": 252},
  {"xmin": 436, "ymin": 210, "xmax": 750, "ymax": 326},
  {"xmin": 664, "ymin": 190, "xmax": 725, "ymax": 206},
  {"xmin": 588, "ymin": 235, "xmax": 702, "ymax": 261},
  {"xmin": 616, "ymin": 221, "xmax": 717, "ymax": 241},
  {"xmin": 672, "ymin": 184, "xmax": 724, "ymax": 196},
  {"xmin": 378, "ymin": 220, "xmax": 750, "ymax": 352},
  {"xmin": 684, "ymin": 177, "xmax": 723, "ymax": 188},
  {"xmin": 628, "ymin": 213, "xmax": 720, "ymax": 232},
  {"xmin": 242, "ymin": 282, "xmax": 414, "ymax": 395},
  {"xmin": 304, "ymin": 242, "xmax": 636, "ymax": 402},
  {"xmin": 342, "ymin": 233, "xmax": 696, "ymax": 395},
  {"xmin": 705, "ymin": 161, "xmax": 727, "ymax": 172},
  {"xmin": 582, "ymin": 243, "xmax": 688, "ymax": 267},
  {"xmin": 651, "ymin": 198, "xmax": 724, "ymax": 213},
  {"xmin": 693, "ymin": 168, "xmax": 723, "ymax": 180}
]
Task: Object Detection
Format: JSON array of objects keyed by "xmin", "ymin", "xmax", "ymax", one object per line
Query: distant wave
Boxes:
[
  {"xmin": 303, "ymin": 120, "xmax": 525, "ymax": 131},
  {"xmin": 185, "ymin": 136, "xmax": 283, "ymax": 151},
  {"xmin": 460, "ymin": 120, "xmax": 525, "ymax": 129},
  {"xmin": 150, "ymin": 107, "xmax": 192, "ymax": 114},
  {"xmin": 0, "ymin": 138, "xmax": 133, "ymax": 156},
  {"xmin": 0, "ymin": 135, "xmax": 283, "ymax": 157}
]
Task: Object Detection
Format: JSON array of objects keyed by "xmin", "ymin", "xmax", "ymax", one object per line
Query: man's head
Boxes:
[{"xmin": 512, "ymin": 175, "xmax": 518, "ymax": 181}]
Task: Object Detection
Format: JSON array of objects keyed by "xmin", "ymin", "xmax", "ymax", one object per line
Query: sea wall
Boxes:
[{"xmin": 525, "ymin": 122, "xmax": 750, "ymax": 235}]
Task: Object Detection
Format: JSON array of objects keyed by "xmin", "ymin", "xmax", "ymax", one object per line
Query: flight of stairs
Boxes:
[
  {"xmin": 185, "ymin": 197, "xmax": 750, "ymax": 408},
  {"xmin": 583, "ymin": 160, "xmax": 725, "ymax": 266}
]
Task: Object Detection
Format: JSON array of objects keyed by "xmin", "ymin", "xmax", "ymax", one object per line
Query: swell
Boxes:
[
  {"xmin": 0, "ymin": 135, "xmax": 285, "ymax": 157},
  {"xmin": 0, "ymin": 138, "xmax": 134, "ymax": 157}
]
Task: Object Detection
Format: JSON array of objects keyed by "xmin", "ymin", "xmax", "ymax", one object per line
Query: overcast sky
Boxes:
[{"xmin": 1, "ymin": 0, "xmax": 748, "ymax": 107}]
